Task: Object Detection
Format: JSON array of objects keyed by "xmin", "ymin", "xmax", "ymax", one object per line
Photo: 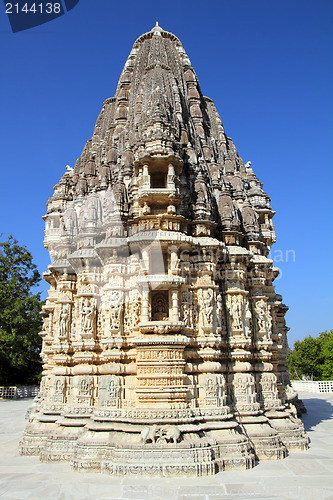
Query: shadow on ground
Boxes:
[{"xmin": 301, "ymin": 396, "xmax": 333, "ymax": 431}]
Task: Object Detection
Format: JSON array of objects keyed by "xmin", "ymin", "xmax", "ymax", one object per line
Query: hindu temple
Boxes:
[{"xmin": 20, "ymin": 23, "xmax": 308, "ymax": 476}]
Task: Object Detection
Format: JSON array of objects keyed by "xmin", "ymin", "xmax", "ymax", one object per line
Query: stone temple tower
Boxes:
[{"xmin": 20, "ymin": 24, "xmax": 308, "ymax": 476}]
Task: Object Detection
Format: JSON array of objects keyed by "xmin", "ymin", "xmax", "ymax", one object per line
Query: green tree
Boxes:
[
  {"xmin": 288, "ymin": 331, "xmax": 333, "ymax": 381},
  {"xmin": 0, "ymin": 235, "xmax": 43, "ymax": 386},
  {"xmin": 318, "ymin": 330, "xmax": 333, "ymax": 380}
]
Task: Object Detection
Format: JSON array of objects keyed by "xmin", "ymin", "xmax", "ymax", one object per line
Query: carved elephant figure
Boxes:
[
  {"xmin": 141, "ymin": 424, "xmax": 158, "ymax": 444},
  {"xmin": 141, "ymin": 425, "xmax": 181, "ymax": 444},
  {"xmin": 162, "ymin": 425, "xmax": 181, "ymax": 444}
]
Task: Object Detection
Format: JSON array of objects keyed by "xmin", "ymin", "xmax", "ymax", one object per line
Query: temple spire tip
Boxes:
[{"xmin": 151, "ymin": 21, "xmax": 163, "ymax": 32}]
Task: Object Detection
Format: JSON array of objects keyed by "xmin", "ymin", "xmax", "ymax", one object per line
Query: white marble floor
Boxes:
[{"xmin": 0, "ymin": 392, "xmax": 332, "ymax": 500}]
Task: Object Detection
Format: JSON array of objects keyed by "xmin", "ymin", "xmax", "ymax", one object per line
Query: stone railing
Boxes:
[
  {"xmin": 0, "ymin": 386, "xmax": 40, "ymax": 400},
  {"xmin": 291, "ymin": 380, "xmax": 333, "ymax": 393}
]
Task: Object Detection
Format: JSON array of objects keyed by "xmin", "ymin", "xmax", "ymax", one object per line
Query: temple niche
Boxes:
[{"xmin": 20, "ymin": 23, "xmax": 308, "ymax": 476}]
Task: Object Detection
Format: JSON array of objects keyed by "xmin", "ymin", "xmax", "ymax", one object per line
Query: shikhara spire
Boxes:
[
  {"xmin": 48, "ymin": 22, "xmax": 271, "ymax": 242},
  {"xmin": 21, "ymin": 25, "xmax": 307, "ymax": 476}
]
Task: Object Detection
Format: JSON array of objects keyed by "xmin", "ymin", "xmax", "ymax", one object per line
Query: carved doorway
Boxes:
[{"xmin": 150, "ymin": 171, "xmax": 166, "ymax": 188}]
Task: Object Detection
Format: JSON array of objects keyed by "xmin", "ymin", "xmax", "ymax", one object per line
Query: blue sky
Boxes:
[{"xmin": 0, "ymin": 0, "xmax": 332, "ymax": 346}]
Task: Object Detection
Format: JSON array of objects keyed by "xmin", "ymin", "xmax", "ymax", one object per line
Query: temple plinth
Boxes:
[{"xmin": 20, "ymin": 24, "xmax": 308, "ymax": 476}]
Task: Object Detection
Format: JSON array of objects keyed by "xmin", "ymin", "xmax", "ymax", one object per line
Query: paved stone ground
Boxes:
[{"xmin": 0, "ymin": 392, "xmax": 332, "ymax": 500}]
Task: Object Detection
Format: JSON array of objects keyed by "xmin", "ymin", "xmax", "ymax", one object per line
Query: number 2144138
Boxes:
[{"xmin": 5, "ymin": 3, "xmax": 62, "ymax": 14}]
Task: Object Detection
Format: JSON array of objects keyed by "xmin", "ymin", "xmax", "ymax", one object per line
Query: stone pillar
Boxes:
[
  {"xmin": 169, "ymin": 245, "xmax": 178, "ymax": 275},
  {"xmin": 142, "ymin": 289, "xmax": 149, "ymax": 322},
  {"xmin": 142, "ymin": 248, "xmax": 149, "ymax": 274},
  {"xmin": 142, "ymin": 164, "xmax": 150, "ymax": 188},
  {"xmin": 167, "ymin": 163, "xmax": 176, "ymax": 189},
  {"xmin": 171, "ymin": 288, "xmax": 179, "ymax": 322}
]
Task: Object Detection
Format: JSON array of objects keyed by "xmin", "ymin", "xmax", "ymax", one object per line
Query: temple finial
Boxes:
[{"xmin": 152, "ymin": 21, "xmax": 163, "ymax": 32}]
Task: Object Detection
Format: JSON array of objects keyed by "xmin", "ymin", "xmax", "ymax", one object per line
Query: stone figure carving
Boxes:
[
  {"xmin": 200, "ymin": 374, "xmax": 227, "ymax": 408},
  {"xmin": 243, "ymin": 299, "xmax": 252, "ymax": 338},
  {"xmin": 233, "ymin": 373, "xmax": 256, "ymax": 405},
  {"xmin": 255, "ymin": 299, "xmax": 272, "ymax": 338},
  {"xmin": 215, "ymin": 293, "xmax": 225, "ymax": 330},
  {"xmin": 107, "ymin": 378, "xmax": 120, "ymax": 399},
  {"xmin": 259, "ymin": 373, "xmax": 280, "ymax": 409},
  {"xmin": 199, "ymin": 288, "xmax": 214, "ymax": 327},
  {"xmin": 205, "ymin": 377, "xmax": 216, "ymax": 396},
  {"xmin": 261, "ymin": 373, "xmax": 277, "ymax": 394},
  {"xmin": 181, "ymin": 290, "xmax": 192, "ymax": 328},
  {"xmin": 109, "ymin": 290, "xmax": 123, "ymax": 330},
  {"xmin": 152, "ymin": 292, "xmax": 169, "ymax": 321},
  {"xmin": 52, "ymin": 377, "xmax": 66, "ymax": 403},
  {"xmin": 80, "ymin": 378, "xmax": 91, "ymax": 395},
  {"xmin": 81, "ymin": 298, "xmax": 94, "ymax": 334},
  {"xmin": 76, "ymin": 376, "xmax": 93, "ymax": 405},
  {"xmin": 182, "ymin": 302, "xmax": 191, "ymax": 328},
  {"xmin": 59, "ymin": 305, "xmax": 70, "ymax": 339},
  {"xmin": 205, "ymin": 375, "xmax": 224, "ymax": 397},
  {"xmin": 141, "ymin": 425, "xmax": 181, "ymax": 444},
  {"xmin": 130, "ymin": 297, "xmax": 141, "ymax": 328},
  {"xmin": 98, "ymin": 376, "xmax": 122, "ymax": 408},
  {"xmin": 227, "ymin": 294, "xmax": 243, "ymax": 330}
]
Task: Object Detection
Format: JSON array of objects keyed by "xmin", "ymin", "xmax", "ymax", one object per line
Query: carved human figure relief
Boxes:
[
  {"xmin": 51, "ymin": 377, "xmax": 67, "ymax": 404},
  {"xmin": 152, "ymin": 292, "xmax": 169, "ymax": 321},
  {"xmin": 259, "ymin": 373, "xmax": 279, "ymax": 406},
  {"xmin": 109, "ymin": 290, "xmax": 123, "ymax": 330},
  {"xmin": 206, "ymin": 377, "xmax": 216, "ymax": 397},
  {"xmin": 59, "ymin": 304, "xmax": 70, "ymax": 340},
  {"xmin": 233, "ymin": 373, "xmax": 256, "ymax": 404},
  {"xmin": 255, "ymin": 299, "xmax": 266, "ymax": 331},
  {"xmin": 199, "ymin": 288, "xmax": 214, "ymax": 327},
  {"xmin": 215, "ymin": 293, "xmax": 226, "ymax": 332},
  {"xmin": 261, "ymin": 372, "xmax": 277, "ymax": 392},
  {"xmin": 200, "ymin": 374, "xmax": 226, "ymax": 407},
  {"xmin": 98, "ymin": 376, "xmax": 122, "ymax": 408},
  {"xmin": 227, "ymin": 294, "xmax": 243, "ymax": 330},
  {"xmin": 130, "ymin": 293, "xmax": 141, "ymax": 328},
  {"xmin": 182, "ymin": 303, "xmax": 191, "ymax": 328},
  {"xmin": 243, "ymin": 298, "xmax": 252, "ymax": 338},
  {"xmin": 75, "ymin": 376, "xmax": 93, "ymax": 405},
  {"xmin": 255, "ymin": 299, "xmax": 272, "ymax": 338},
  {"xmin": 81, "ymin": 298, "xmax": 95, "ymax": 334},
  {"xmin": 181, "ymin": 290, "xmax": 192, "ymax": 328}
]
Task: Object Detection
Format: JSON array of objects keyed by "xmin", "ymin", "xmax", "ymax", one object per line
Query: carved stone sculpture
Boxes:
[
  {"xmin": 81, "ymin": 298, "xmax": 94, "ymax": 333},
  {"xmin": 255, "ymin": 299, "xmax": 272, "ymax": 338},
  {"xmin": 59, "ymin": 305, "xmax": 70, "ymax": 340},
  {"xmin": 141, "ymin": 425, "xmax": 181, "ymax": 445},
  {"xmin": 227, "ymin": 294, "xmax": 243, "ymax": 330},
  {"xmin": 20, "ymin": 23, "xmax": 308, "ymax": 476}
]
